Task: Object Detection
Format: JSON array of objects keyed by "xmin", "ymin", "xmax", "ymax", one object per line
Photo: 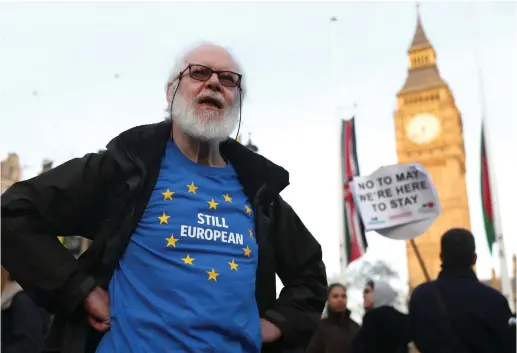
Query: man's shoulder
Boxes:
[
  {"xmin": 412, "ymin": 280, "xmax": 435, "ymax": 296},
  {"xmin": 474, "ymin": 280, "xmax": 510, "ymax": 302},
  {"xmin": 410, "ymin": 281, "xmax": 439, "ymax": 306},
  {"xmin": 412, "ymin": 276, "xmax": 507, "ymax": 304},
  {"xmin": 108, "ymin": 120, "xmax": 170, "ymax": 148}
]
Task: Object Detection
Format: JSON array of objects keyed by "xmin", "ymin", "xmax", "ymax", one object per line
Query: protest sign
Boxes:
[{"xmin": 349, "ymin": 163, "xmax": 441, "ymax": 240}]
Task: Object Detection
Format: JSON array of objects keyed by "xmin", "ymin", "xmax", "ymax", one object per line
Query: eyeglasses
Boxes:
[{"xmin": 180, "ymin": 64, "xmax": 242, "ymax": 88}]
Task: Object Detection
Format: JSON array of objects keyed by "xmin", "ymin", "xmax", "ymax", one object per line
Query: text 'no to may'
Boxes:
[{"xmin": 356, "ymin": 169, "xmax": 430, "ymax": 212}]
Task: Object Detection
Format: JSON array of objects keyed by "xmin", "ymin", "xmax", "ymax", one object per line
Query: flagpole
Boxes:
[
  {"xmin": 480, "ymin": 78, "xmax": 513, "ymax": 310},
  {"xmin": 471, "ymin": 2, "xmax": 513, "ymax": 310},
  {"xmin": 482, "ymin": 95, "xmax": 513, "ymax": 311},
  {"xmin": 330, "ymin": 16, "xmax": 348, "ymax": 277}
]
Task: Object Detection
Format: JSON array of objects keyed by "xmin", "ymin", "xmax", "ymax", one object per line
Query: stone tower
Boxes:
[{"xmin": 393, "ymin": 10, "xmax": 471, "ymax": 288}]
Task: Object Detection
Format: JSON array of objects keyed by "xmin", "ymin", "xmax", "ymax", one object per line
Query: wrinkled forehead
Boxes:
[{"xmin": 184, "ymin": 45, "xmax": 239, "ymax": 73}]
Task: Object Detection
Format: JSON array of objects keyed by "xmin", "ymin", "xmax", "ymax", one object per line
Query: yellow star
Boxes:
[
  {"xmin": 186, "ymin": 182, "xmax": 198, "ymax": 194},
  {"xmin": 228, "ymin": 259, "xmax": 239, "ymax": 271},
  {"xmin": 162, "ymin": 189, "xmax": 175, "ymax": 200},
  {"xmin": 243, "ymin": 246, "xmax": 252, "ymax": 257},
  {"xmin": 181, "ymin": 254, "xmax": 195, "ymax": 265},
  {"xmin": 223, "ymin": 193, "xmax": 232, "ymax": 202},
  {"xmin": 207, "ymin": 199, "xmax": 219, "ymax": 210},
  {"xmin": 165, "ymin": 234, "xmax": 179, "ymax": 247},
  {"xmin": 244, "ymin": 205, "xmax": 252, "ymax": 215},
  {"xmin": 248, "ymin": 228, "xmax": 254, "ymax": 238},
  {"xmin": 158, "ymin": 212, "xmax": 170, "ymax": 224},
  {"xmin": 207, "ymin": 269, "xmax": 220, "ymax": 281}
]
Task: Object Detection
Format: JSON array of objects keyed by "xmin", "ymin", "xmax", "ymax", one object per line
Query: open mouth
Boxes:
[{"xmin": 197, "ymin": 97, "xmax": 223, "ymax": 109}]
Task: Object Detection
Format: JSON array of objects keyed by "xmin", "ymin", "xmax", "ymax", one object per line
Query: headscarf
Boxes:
[{"xmin": 367, "ymin": 279, "xmax": 397, "ymax": 309}]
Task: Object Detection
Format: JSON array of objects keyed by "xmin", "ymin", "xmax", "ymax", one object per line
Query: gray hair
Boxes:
[{"xmin": 164, "ymin": 41, "xmax": 247, "ymax": 100}]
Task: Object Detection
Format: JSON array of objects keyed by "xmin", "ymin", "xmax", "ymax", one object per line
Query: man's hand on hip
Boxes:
[
  {"xmin": 260, "ymin": 318, "xmax": 281, "ymax": 343},
  {"xmin": 84, "ymin": 286, "xmax": 111, "ymax": 332}
]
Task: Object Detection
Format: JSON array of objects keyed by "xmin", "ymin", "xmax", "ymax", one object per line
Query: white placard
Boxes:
[{"xmin": 350, "ymin": 163, "xmax": 441, "ymax": 239}]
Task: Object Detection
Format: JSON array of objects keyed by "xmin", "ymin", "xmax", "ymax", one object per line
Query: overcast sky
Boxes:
[{"xmin": 1, "ymin": 1, "xmax": 516, "ymax": 286}]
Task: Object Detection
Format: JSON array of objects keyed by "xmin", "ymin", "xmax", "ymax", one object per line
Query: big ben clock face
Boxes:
[{"xmin": 406, "ymin": 113, "xmax": 441, "ymax": 145}]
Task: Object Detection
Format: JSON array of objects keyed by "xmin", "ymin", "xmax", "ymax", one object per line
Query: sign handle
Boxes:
[{"xmin": 410, "ymin": 239, "xmax": 431, "ymax": 281}]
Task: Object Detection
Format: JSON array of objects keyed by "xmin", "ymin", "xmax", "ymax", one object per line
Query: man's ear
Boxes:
[
  {"xmin": 166, "ymin": 84, "xmax": 174, "ymax": 104},
  {"xmin": 473, "ymin": 253, "xmax": 478, "ymax": 266}
]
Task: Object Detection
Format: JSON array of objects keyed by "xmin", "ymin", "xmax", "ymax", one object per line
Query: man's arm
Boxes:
[
  {"xmin": 1, "ymin": 152, "xmax": 118, "ymax": 315},
  {"xmin": 261, "ymin": 196, "xmax": 327, "ymax": 348}
]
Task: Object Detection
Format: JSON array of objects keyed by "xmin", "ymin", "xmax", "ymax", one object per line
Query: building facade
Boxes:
[
  {"xmin": 393, "ymin": 12, "xmax": 471, "ymax": 289},
  {"xmin": 1, "ymin": 153, "xmax": 21, "ymax": 194}
]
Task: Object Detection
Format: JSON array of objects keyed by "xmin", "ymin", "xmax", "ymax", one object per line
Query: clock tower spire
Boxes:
[
  {"xmin": 393, "ymin": 8, "xmax": 472, "ymax": 289},
  {"xmin": 399, "ymin": 6, "xmax": 447, "ymax": 96}
]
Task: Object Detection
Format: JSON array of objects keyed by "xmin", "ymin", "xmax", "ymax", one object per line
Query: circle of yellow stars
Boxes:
[{"xmin": 157, "ymin": 182, "xmax": 255, "ymax": 282}]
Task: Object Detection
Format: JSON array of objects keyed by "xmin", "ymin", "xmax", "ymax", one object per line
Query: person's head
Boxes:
[
  {"xmin": 327, "ymin": 283, "xmax": 348, "ymax": 313},
  {"xmin": 440, "ymin": 228, "xmax": 477, "ymax": 268},
  {"xmin": 165, "ymin": 42, "xmax": 245, "ymax": 143},
  {"xmin": 363, "ymin": 279, "xmax": 397, "ymax": 310}
]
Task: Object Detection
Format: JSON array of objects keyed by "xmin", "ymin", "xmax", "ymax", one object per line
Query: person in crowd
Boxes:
[
  {"xmin": 409, "ymin": 228, "xmax": 516, "ymax": 353},
  {"xmin": 1, "ymin": 266, "xmax": 50, "ymax": 353},
  {"xmin": 305, "ymin": 283, "xmax": 359, "ymax": 353},
  {"xmin": 1, "ymin": 42, "xmax": 327, "ymax": 353},
  {"xmin": 351, "ymin": 279, "xmax": 410, "ymax": 353}
]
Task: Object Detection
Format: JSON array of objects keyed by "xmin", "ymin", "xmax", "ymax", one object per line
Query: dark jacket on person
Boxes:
[
  {"xmin": 2, "ymin": 284, "xmax": 51, "ymax": 353},
  {"xmin": 1, "ymin": 120, "xmax": 328, "ymax": 353},
  {"xmin": 305, "ymin": 308, "xmax": 359, "ymax": 353},
  {"xmin": 409, "ymin": 266, "xmax": 516, "ymax": 353},
  {"xmin": 351, "ymin": 280, "xmax": 410, "ymax": 353},
  {"xmin": 351, "ymin": 306, "xmax": 409, "ymax": 353}
]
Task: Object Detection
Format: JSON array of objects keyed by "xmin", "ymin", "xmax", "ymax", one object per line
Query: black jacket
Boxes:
[
  {"xmin": 351, "ymin": 306, "xmax": 410, "ymax": 353},
  {"xmin": 305, "ymin": 309, "xmax": 360, "ymax": 353},
  {"xmin": 1, "ymin": 120, "xmax": 328, "ymax": 353},
  {"xmin": 1, "ymin": 291, "xmax": 51, "ymax": 353},
  {"xmin": 409, "ymin": 267, "xmax": 516, "ymax": 353}
]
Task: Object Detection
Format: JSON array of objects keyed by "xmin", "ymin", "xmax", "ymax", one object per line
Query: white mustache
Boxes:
[{"xmin": 195, "ymin": 92, "xmax": 225, "ymax": 108}]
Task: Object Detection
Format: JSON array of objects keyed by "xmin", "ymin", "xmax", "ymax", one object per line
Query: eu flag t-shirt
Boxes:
[{"xmin": 96, "ymin": 139, "xmax": 261, "ymax": 353}]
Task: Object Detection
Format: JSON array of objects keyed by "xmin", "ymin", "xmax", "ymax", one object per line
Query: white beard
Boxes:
[{"xmin": 171, "ymin": 91, "xmax": 240, "ymax": 142}]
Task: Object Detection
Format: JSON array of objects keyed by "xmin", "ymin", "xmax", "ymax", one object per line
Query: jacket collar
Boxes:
[
  {"xmin": 438, "ymin": 266, "xmax": 478, "ymax": 281},
  {"xmin": 106, "ymin": 120, "xmax": 290, "ymax": 201}
]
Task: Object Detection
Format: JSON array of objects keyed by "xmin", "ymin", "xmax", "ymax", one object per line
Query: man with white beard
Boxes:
[{"xmin": 1, "ymin": 43, "xmax": 327, "ymax": 353}]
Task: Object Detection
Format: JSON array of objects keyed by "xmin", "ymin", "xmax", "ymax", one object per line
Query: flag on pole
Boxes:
[
  {"xmin": 478, "ymin": 69, "xmax": 514, "ymax": 311},
  {"xmin": 341, "ymin": 118, "xmax": 367, "ymax": 264},
  {"xmin": 480, "ymin": 123, "xmax": 495, "ymax": 253}
]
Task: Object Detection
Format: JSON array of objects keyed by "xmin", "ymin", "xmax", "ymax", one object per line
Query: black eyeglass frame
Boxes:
[{"xmin": 177, "ymin": 64, "xmax": 242, "ymax": 88}]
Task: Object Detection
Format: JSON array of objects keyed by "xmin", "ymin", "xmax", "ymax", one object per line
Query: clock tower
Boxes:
[{"xmin": 393, "ymin": 10, "xmax": 472, "ymax": 289}]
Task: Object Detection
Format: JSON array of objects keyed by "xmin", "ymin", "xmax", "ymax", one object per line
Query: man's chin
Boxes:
[{"xmin": 179, "ymin": 121, "xmax": 232, "ymax": 142}]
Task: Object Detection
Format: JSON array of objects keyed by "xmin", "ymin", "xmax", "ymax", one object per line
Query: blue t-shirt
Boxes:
[{"xmin": 96, "ymin": 139, "xmax": 261, "ymax": 353}]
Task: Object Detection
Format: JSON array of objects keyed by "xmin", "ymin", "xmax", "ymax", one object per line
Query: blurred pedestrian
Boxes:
[
  {"xmin": 409, "ymin": 228, "xmax": 516, "ymax": 353},
  {"xmin": 306, "ymin": 283, "xmax": 359, "ymax": 353},
  {"xmin": 1, "ymin": 266, "xmax": 50, "ymax": 353},
  {"xmin": 351, "ymin": 279, "xmax": 410, "ymax": 353}
]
